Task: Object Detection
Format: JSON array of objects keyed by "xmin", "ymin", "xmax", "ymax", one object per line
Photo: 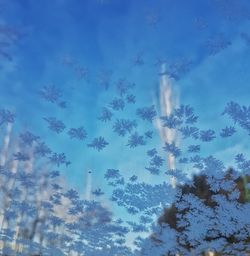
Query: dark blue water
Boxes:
[{"xmin": 0, "ymin": 0, "xmax": 250, "ymax": 255}]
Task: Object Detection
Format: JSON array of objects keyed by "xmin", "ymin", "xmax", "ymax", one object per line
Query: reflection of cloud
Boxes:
[
  {"xmin": 156, "ymin": 63, "xmax": 179, "ymax": 187},
  {"xmin": 214, "ymin": 141, "xmax": 248, "ymax": 169},
  {"xmin": 0, "ymin": 56, "xmax": 18, "ymax": 75}
]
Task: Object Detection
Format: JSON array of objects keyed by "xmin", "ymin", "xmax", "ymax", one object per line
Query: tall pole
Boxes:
[
  {"xmin": 0, "ymin": 123, "xmax": 12, "ymax": 166},
  {"xmin": 158, "ymin": 63, "xmax": 178, "ymax": 188},
  {"xmin": 84, "ymin": 169, "xmax": 92, "ymax": 200}
]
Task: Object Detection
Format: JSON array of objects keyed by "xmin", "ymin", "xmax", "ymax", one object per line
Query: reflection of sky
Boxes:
[{"xmin": 1, "ymin": 0, "xmax": 250, "ymax": 199}]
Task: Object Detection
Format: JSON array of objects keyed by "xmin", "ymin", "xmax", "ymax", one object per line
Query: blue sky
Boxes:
[{"xmin": 1, "ymin": 0, "xmax": 250, "ymax": 201}]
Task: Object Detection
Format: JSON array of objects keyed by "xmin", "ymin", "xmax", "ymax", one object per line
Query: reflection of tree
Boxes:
[
  {"xmin": 145, "ymin": 10, "xmax": 160, "ymax": 27},
  {"xmin": 0, "ymin": 25, "xmax": 21, "ymax": 61},
  {"xmin": 0, "ymin": 122, "xmax": 130, "ymax": 256}
]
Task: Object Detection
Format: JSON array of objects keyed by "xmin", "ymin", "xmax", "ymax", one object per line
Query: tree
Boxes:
[{"xmin": 144, "ymin": 169, "xmax": 250, "ymax": 255}]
